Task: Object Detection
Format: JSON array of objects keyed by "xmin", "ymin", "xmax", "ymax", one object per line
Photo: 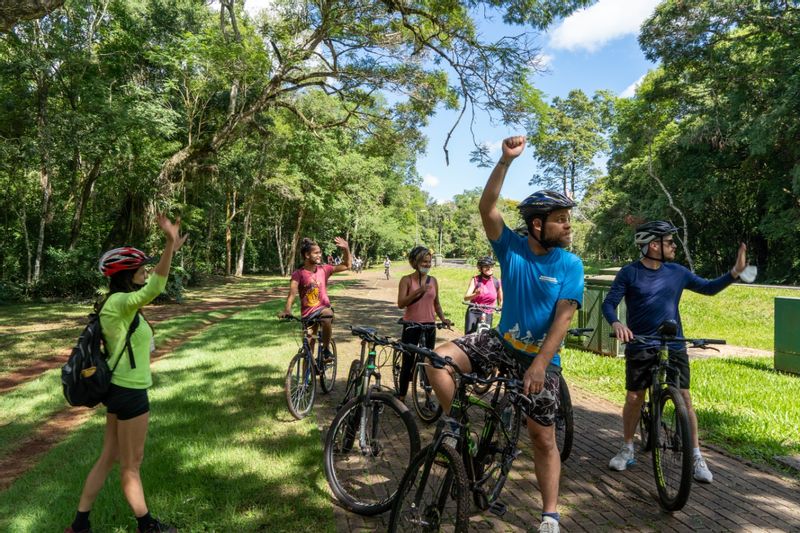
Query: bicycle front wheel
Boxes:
[
  {"xmin": 392, "ymin": 349, "xmax": 403, "ymax": 394},
  {"xmin": 652, "ymin": 386, "xmax": 692, "ymax": 511},
  {"xmin": 324, "ymin": 392, "xmax": 421, "ymax": 516},
  {"xmin": 555, "ymin": 374, "xmax": 574, "ymax": 463},
  {"xmin": 285, "ymin": 350, "xmax": 316, "ymax": 420},
  {"xmin": 472, "ymin": 393, "xmax": 522, "ymax": 511},
  {"xmin": 412, "ymin": 364, "xmax": 443, "ymax": 424},
  {"xmin": 320, "ymin": 339, "xmax": 337, "ymax": 394},
  {"xmin": 388, "ymin": 443, "xmax": 469, "ymax": 533},
  {"xmin": 639, "ymin": 388, "xmax": 653, "ymax": 452}
]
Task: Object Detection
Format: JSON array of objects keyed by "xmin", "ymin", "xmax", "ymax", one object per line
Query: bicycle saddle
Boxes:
[{"xmin": 351, "ymin": 326, "xmax": 378, "ymax": 337}]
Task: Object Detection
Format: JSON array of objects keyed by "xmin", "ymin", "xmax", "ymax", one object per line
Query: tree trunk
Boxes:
[
  {"xmin": 68, "ymin": 156, "xmax": 102, "ymax": 249},
  {"xmin": 225, "ymin": 188, "xmax": 237, "ymax": 276},
  {"xmin": 286, "ymin": 206, "xmax": 304, "ymax": 274},
  {"xmin": 33, "ymin": 77, "xmax": 51, "ymax": 283},
  {"xmin": 0, "ymin": 0, "xmax": 66, "ymax": 32},
  {"xmin": 16, "ymin": 205, "xmax": 32, "ymax": 285},
  {"xmin": 235, "ymin": 200, "xmax": 252, "ymax": 276}
]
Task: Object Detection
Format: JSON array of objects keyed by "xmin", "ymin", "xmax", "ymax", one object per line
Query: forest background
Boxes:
[{"xmin": 1, "ymin": 0, "xmax": 798, "ymax": 302}]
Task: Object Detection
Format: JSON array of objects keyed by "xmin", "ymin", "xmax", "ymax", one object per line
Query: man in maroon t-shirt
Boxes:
[{"xmin": 279, "ymin": 236, "xmax": 351, "ymax": 358}]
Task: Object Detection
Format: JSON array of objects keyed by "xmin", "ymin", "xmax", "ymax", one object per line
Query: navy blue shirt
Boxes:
[{"xmin": 602, "ymin": 261, "xmax": 734, "ymax": 351}]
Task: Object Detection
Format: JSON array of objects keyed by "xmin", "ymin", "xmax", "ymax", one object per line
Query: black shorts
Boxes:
[
  {"xmin": 104, "ymin": 383, "xmax": 149, "ymax": 420},
  {"xmin": 464, "ymin": 308, "xmax": 494, "ymax": 334},
  {"xmin": 625, "ymin": 347, "xmax": 690, "ymax": 391},
  {"xmin": 451, "ymin": 330, "xmax": 561, "ymax": 427}
]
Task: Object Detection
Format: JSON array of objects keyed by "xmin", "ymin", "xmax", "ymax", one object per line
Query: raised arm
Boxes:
[
  {"xmin": 480, "ymin": 136, "xmax": 526, "ymax": 241},
  {"xmin": 332, "ymin": 237, "xmax": 351, "ymax": 273}
]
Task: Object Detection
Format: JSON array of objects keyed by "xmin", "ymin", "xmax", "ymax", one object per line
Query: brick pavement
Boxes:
[{"xmin": 315, "ymin": 272, "xmax": 800, "ymax": 532}]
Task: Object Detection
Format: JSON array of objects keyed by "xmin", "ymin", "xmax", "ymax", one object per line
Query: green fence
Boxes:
[
  {"xmin": 775, "ymin": 296, "xmax": 800, "ymax": 374},
  {"xmin": 567, "ymin": 274, "xmax": 626, "ymax": 357}
]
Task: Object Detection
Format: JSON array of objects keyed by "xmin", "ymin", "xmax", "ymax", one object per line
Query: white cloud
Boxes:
[
  {"xmin": 422, "ymin": 174, "xmax": 440, "ymax": 188},
  {"xmin": 549, "ymin": 0, "xmax": 661, "ymax": 52},
  {"xmin": 620, "ymin": 73, "xmax": 646, "ymax": 98},
  {"xmin": 534, "ymin": 53, "xmax": 554, "ymax": 69}
]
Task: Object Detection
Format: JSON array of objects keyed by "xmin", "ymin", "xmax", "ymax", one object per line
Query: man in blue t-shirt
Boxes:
[
  {"xmin": 427, "ymin": 136, "xmax": 584, "ymax": 533},
  {"xmin": 602, "ymin": 220, "xmax": 748, "ymax": 484}
]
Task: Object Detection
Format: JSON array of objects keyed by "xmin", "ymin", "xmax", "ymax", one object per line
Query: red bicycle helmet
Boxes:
[{"xmin": 98, "ymin": 247, "xmax": 154, "ymax": 277}]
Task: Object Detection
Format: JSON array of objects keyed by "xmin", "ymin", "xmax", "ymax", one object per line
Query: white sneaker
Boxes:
[
  {"xmin": 693, "ymin": 456, "xmax": 713, "ymax": 483},
  {"xmin": 609, "ymin": 444, "xmax": 636, "ymax": 471},
  {"xmin": 538, "ymin": 516, "xmax": 560, "ymax": 533}
]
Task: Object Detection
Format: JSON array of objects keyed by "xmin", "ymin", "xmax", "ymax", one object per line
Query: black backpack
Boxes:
[{"xmin": 61, "ymin": 304, "xmax": 139, "ymax": 408}]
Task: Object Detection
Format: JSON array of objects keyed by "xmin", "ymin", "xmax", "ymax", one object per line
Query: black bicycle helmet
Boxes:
[
  {"xmin": 517, "ymin": 190, "xmax": 576, "ymax": 249},
  {"xmin": 634, "ymin": 221, "xmax": 679, "ymax": 245},
  {"xmin": 476, "ymin": 256, "xmax": 495, "ymax": 267},
  {"xmin": 407, "ymin": 245, "xmax": 431, "ymax": 268},
  {"xmin": 517, "ymin": 190, "xmax": 576, "ymax": 223}
]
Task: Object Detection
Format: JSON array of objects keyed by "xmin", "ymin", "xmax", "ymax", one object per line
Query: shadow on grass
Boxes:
[{"xmin": 0, "ymin": 300, "xmax": 337, "ymax": 533}]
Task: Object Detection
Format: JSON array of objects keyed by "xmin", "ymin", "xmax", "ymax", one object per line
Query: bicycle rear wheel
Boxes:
[
  {"xmin": 341, "ymin": 359, "xmax": 363, "ymax": 407},
  {"xmin": 555, "ymin": 374, "xmax": 574, "ymax": 462},
  {"xmin": 388, "ymin": 443, "xmax": 469, "ymax": 532},
  {"xmin": 320, "ymin": 339, "xmax": 337, "ymax": 393},
  {"xmin": 285, "ymin": 350, "xmax": 316, "ymax": 420},
  {"xmin": 652, "ymin": 386, "xmax": 692, "ymax": 511},
  {"xmin": 412, "ymin": 364, "xmax": 442, "ymax": 424},
  {"xmin": 324, "ymin": 392, "xmax": 421, "ymax": 516}
]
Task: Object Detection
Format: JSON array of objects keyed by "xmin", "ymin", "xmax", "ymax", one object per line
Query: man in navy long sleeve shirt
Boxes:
[{"xmin": 602, "ymin": 220, "xmax": 747, "ymax": 484}]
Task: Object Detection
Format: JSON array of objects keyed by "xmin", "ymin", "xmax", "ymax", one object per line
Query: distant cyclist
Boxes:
[
  {"xmin": 383, "ymin": 256, "xmax": 391, "ymax": 279},
  {"xmin": 396, "ymin": 245, "xmax": 452, "ymax": 402},
  {"xmin": 425, "ymin": 136, "xmax": 584, "ymax": 533},
  {"xmin": 602, "ymin": 221, "xmax": 748, "ymax": 484},
  {"xmin": 278, "ymin": 237, "xmax": 351, "ymax": 360},
  {"xmin": 463, "ymin": 256, "xmax": 503, "ymax": 333}
]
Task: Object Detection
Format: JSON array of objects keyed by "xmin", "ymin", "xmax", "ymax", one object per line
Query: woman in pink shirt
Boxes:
[
  {"xmin": 396, "ymin": 246, "xmax": 452, "ymax": 401},
  {"xmin": 278, "ymin": 236, "xmax": 350, "ymax": 359},
  {"xmin": 463, "ymin": 256, "xmax": 503, "ymax": 333}
]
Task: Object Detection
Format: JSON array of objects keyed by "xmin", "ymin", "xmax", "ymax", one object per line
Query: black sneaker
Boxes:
[
  {"xmin": 322, "ymin": 347, "xmax": 335, "ymax": 363},
  {"xmin": 136, "ymin": 518, "xmax": 177, "ymax": 533}
]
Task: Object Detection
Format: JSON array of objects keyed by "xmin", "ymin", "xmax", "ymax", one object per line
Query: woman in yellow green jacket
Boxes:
[{"xmin": 66, "ymin": 215, "xmax": 187, "ymax": 533}]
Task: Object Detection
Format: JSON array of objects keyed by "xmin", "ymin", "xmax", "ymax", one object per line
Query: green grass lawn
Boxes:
[
  {"xmin": 561, "ymin": 348, "xmax": 800, "ymax": 473},
  {"xmin": 680, "ymin": 285, "xmax": 798, "ymax": 350},
  {"xmin": 0, "ymin": 298, "xmax": 335, "ymax": 533}
]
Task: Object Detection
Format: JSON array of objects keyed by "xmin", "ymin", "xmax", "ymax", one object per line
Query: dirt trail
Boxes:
[
  {"xmin": 314, "ymin": 270, "xmax": 800, "ymax": 532},
  {"xmin": 0, "ymin": 290, "xmax": 282, "ymax": 492},
  {"xmin": 0, "ymin": 288, "xmax": 282, "ymax": 395}
]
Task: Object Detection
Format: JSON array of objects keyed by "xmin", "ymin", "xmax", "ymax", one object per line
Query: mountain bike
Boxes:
[
  {"xmin": 281, "ymin": 313, "xmax": 337, "ymax": 420},
  {"xmin": 324, "ymin": 325, "xmax": 421, "ymax": 516},
  {"xmin": 462, "ymin": 302, "xmax": 501, "ymax": 335},
  {"xmin": 392, "ymin": 319, "xmax": 451, "ymax": 423},
  {"xmin": 613, "ymin": 319, "xmax": 725, "ymax": 511},
  {"xmin": 388, "ymin": 343, "xmax": 528, "ymax": 532}
]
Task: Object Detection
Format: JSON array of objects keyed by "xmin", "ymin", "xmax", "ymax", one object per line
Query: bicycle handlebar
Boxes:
[
  {"xmin": 348, "ymin": 325, "xmax": 397, "ymax": 347},
  {"xmin": 462, "ymin": 302, "xmax": 502, "ymax": 312},
  {"xmin": 610, "ymin": 332, "xmax": 726, "ymax": 348},
  {"xmin": 396, "ymin": 341, "xmax": 531, "ymax": 406},
  {"xmin": 567, "ymin": 327, "xmax": 593, "ymax": 337},
  {"xmin": 397, "ymin": 319, "xmax": 452, "ymax": 330}
]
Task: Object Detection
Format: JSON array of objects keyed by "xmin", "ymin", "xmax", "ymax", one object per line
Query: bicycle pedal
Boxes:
[{"xmin": 488, "ymin": 501, "xmax": 507, "ymax": 516}]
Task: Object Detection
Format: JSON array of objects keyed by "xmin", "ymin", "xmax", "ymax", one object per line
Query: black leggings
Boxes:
[{"xmin": 399, "ymin": 324, "xmax": 436, "ymax": 397}]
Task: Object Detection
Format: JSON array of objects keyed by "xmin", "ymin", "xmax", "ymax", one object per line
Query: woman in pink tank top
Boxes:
[
  {"xmin": 396, "ymin": 246, "xmax": 452, "ymax": 401},
  {"xmin": 463, "ymin": 256, "xmax": 503, "ymax": 333}
]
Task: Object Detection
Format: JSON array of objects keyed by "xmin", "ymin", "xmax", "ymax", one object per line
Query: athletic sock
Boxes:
[
  {"xmin": 71, "ymin": 510, "xmax": 91, "ymax": 532},
  {"xmin": 542, "ymin": 512, "xmax": 560, "ymax": 522},
  {"xmin": 693, "ymin": 447, "xmax": 702, "ymax": 459},
  {"xmin": 624, "ymin": 441, "xmax": 634, "ymax": 451},
  {"xmin": 136, "ymin": 512, "xmax": 153, "ymax": 531}
]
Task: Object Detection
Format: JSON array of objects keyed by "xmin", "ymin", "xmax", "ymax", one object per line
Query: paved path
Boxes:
[{"xmin": 316, "ymin": 271, "xmax": 800, "ymax": 532}]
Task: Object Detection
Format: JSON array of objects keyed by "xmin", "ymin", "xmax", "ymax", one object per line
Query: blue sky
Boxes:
[
  {"xmin": 239, "ymin": 0, "xmax": 660, "ymax": 203},
  {"xmin": 416, "ymin": 0, "xmax": 660, "ymax": 203}
]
